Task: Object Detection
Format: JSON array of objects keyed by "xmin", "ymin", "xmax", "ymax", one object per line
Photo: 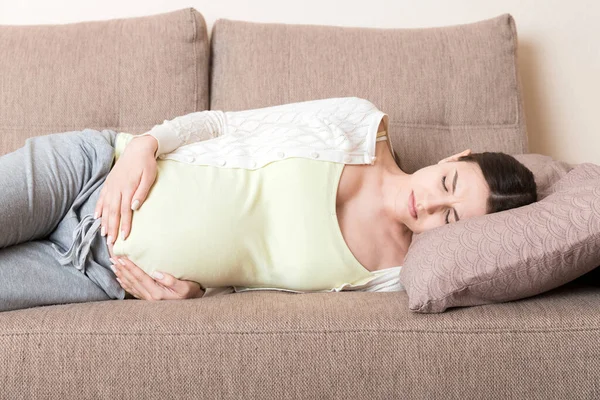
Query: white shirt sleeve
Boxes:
[
  {"xmin": 138, "ymin": 110, "xmax": 227, "ymax": 158},
  {"xmin": 139, "ymin": 97, "xmax": 380, "ymax": 158}
]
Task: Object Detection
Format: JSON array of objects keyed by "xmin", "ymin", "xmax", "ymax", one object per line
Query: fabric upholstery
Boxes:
[
  {"xmin": 400, "ymin": 162, "xmax": 600, "ymax": 313},
  {"xmin": 0, "ymin": 7, "xmax": 209, "ymax": 156},
  {"xmin": 1, "ymin": 282, "xmax": 599, "ymax": 398},
  {"xmin": 514, "ymin": 153, "xmax": 577, "ymax": 199},
  {"xmin": 209, "ymin": 14, "xmax": 528, "ymax": 173}
]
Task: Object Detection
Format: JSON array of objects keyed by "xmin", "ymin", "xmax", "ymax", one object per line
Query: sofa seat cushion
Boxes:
[{"xmin": 0, "ymin": 280, "xmax": 598, "ymax": 398}]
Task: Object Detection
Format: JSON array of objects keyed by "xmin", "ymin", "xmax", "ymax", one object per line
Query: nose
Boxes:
[{"xmin": 415, "ymin": 194, "xmax": 451, "ymax": 215}]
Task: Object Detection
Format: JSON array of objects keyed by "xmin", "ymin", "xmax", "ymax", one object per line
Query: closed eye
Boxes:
[
  {"xmin": 442, "ymin": 170, "xmax": 460, "ymax": 224},
  {"xmin": 442, "ymin": 176, "xmax": 450, "ymax": 224}
]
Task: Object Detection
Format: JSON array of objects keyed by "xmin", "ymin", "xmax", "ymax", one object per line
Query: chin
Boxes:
[
  {"xmin": 406, "ymin": 222, "xmax": 422, "ymax": 235},
  {"xmin": 408, "ymin": 220, "xmax": 434, "ymax": 234}
]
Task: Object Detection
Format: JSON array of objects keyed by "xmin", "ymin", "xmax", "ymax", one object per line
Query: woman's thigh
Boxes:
[
  {"xmin": 0, "ymin": 128, "xmax": 125, "ymax": 304},
  {"xmin": 0, "ymin": 240, "xmax": 111, "ymax": 313},
  {"xmin": 0, "ymin": 128, "xmax": 117, "ymax": 249}
]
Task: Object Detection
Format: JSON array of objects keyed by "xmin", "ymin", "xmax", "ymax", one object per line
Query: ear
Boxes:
[{"xmin": 437, "ymin": 148, "xmax": 472, "ymax": 164}]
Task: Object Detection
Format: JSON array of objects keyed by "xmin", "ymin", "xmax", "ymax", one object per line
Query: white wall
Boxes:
[{"xmin": 1, "ymin": 0, "xmax": 598, "ymax": 164}]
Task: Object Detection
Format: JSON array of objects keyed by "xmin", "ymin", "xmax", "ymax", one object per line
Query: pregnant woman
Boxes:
[{"xmin": 0, "ymin": 97, "xmax": 536, "ymax": 312}]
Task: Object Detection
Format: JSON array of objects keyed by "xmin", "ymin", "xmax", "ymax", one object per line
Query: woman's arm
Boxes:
[
  {"xmin": 138, "ymin": 110, "xmax": 227, "ymax": 158},
  {"xmin": 137, "ymin": 97, "xmax": 379, "ymax": 158}
]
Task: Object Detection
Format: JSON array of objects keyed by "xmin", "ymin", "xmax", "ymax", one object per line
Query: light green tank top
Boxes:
[{"xmin": 112, "ymin": 133, "xmax": 376, "ymax": 291}]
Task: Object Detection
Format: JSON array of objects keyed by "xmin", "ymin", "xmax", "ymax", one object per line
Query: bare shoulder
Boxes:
[{"xmin": 335, "ymin": 141, "xmax": 387, "ymax": 205}]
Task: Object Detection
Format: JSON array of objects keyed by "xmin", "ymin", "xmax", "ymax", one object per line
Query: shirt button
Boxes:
[
  {"xmin": 311, "ymin": 151, "xmax": 319, "ymax": 159},
  {"xmin": 277, "ymin": 151, "xmax": 285, "ymax": 158},
  {"xmin": 249, "ymin": 160, "xmax": 256, "ymax": 168},
  {"xmin": 189, "ymin": 156, "xmax": 196, "ymax": 162},
  {"xmin": 343, "ymin": 155, "xmax": 352, "ymax": 163},
  {"xmin": 219, "ymin": 159, "xmax": 226, "ymax": 166}
]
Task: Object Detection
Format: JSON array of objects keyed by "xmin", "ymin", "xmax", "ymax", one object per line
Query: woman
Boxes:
[{"xmin": 0, "ymin": 97, "xmax": 536, "ymax": 312}]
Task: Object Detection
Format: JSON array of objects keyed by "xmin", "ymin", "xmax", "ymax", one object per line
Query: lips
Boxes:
[{"xmin": 409, "ymin": 191, "xmax": 418, "ymax": 220}]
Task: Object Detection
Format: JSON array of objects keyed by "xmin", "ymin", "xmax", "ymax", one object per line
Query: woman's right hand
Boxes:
[{"xmin": 94, "ymin": 135, "xmax": 159, "ymax": 249}]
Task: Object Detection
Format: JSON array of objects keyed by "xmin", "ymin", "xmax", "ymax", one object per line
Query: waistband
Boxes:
[{"xmin": 51, "ymin": 214, "xmax": 102, "ymax": 272}]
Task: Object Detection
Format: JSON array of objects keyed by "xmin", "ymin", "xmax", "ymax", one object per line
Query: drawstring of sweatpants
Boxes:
[{"xmin": 51, "ymin": 214, "xmax": 102, "ymax": 272}]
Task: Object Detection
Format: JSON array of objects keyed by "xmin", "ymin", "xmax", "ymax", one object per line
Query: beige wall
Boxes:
[{"xmin": 1, "ymin": 0, "xmax": 597, "ymax": 164}]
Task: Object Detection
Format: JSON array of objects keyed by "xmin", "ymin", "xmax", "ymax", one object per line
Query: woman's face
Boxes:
[{"xmin": 402, "ymin": 153, "xmax": 490, "ymax": 234}]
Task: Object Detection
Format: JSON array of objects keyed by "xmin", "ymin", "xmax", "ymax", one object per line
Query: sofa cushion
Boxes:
[
  {"xmin": 0, "ymin": 7, "xmax": 210, "ymax": 156},
  {"xmin": 1, "ymin": 281, "xmax": 599, "ymax": 398},
  {"xmin": 400, "ymin": 161, "xmax": 600, "ymax": 313},
  {"xmin": 209, "ymin": 14, "xmax": 528, "ymax": 173}
]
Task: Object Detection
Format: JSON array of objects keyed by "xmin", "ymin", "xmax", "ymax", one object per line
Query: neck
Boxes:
[{"xmin": 376, "ymin": 143, "xmax": 413, "ymax": 239}]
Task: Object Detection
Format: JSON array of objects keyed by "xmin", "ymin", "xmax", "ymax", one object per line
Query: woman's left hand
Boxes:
[{"xmin": 110, "ymin": 256, "xmax": 205, "ymax": 300}]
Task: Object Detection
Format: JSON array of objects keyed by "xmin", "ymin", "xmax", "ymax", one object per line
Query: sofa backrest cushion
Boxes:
[
  {"xmin": 209, "ymin": 14, "xmax": 528, "ymax": 172},
  {"xmin": 0, "ymin": 7, "xmax": 209, "ymax": 156}
]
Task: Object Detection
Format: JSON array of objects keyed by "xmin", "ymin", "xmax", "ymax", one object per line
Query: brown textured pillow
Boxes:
[
  {"xmin": 399, "ymin": 161, "xmax": 600, "ymax": 313},
  {"xmin": 512, "ymin": 153, "xmax": 577, "ymax": 200}
]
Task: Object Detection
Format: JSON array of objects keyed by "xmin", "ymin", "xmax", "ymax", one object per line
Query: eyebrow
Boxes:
[{"xmin": 452, "ymin": 169, "xmax": 460, "ymax": 222}]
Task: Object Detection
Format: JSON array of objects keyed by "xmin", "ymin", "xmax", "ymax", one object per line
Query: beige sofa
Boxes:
[{"xmin": 1, "ymin": 8, "xmax": 599, "ymax": 399}]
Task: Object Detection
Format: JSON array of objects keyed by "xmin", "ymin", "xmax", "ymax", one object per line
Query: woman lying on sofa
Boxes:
[{"xmin": 0, "ymin": 97, "xmax": 536, "ymax": 311}]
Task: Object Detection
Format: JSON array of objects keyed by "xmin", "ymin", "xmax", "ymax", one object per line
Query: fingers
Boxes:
[
  {"xmin": 107, "ymin": 240, "xmax": 116, "ymax": 260},
  {"xmin": 106, "ymin": 192, "xmax": 122, "ymax": 246},
  {"xmin": 131, "ymin": 169, "xmax": 155, "ymax": 212},
  {"xmin": 115, "ymin": 277, "xmax": 140, "ymax": 299},
  {"xmin": 101, "ymin": 198, "xmax": 109, "ymax": 237},
  {"xmin": 110, "ymin": 253, "xmax": 202, "ymax": 301},
  {"xmin": 113, "ymin": 257, "xmax": 176, "ymax": 300},
  {"xmin": 111, "ymin": 170, "xmax": 153, "ymax": 243},
  {"xmin": 98, "ymin": 189, "xmax": 138, "ymax": 243},
  {"xmin": 120, "ymin": 171, "xmax": 145, "ymax": 241},
  {"xmin": 152, "ymin": 272, "xmax": 194, "ymax": 298},
  {"xmin": 94, "ymin": 186, "xmax": 107, "ymax": 220},
  {"xmin": 119, "ymin": 190, "xmax": 135, "ymax": 242},
  {"xmin": 113, "ymin": 257, "xmax": 202, "ymax": 300},
  {"xmin": 112, "ymin": 257, "xmax": 153, "ymax": 300},
  {"xmin": 154, "ymin": 272, "xmax": 203, "ymax": 299}
]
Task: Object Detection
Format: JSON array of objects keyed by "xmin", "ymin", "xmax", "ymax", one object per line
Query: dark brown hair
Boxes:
[{"xmin": 456, "ymin": 152, "xmax": 537, "ymax": 214}]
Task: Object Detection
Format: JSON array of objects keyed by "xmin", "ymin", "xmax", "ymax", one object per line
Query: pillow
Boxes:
[
  {"xmin": 512, "ymin": 153, "xmax": 577, "ymax": 200},
  {"xmin": 399, "ymin": 161, "xmax": 600, "ymax": 313}
]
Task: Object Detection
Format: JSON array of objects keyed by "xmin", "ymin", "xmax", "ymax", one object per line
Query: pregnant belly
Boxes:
[
  {"xmin": 113, "ymin": 198, "xmax": 253, "ymax": 287},
  {"xmin": 111, "ymin": 160, "xmax": 257, "ymax": 287}
]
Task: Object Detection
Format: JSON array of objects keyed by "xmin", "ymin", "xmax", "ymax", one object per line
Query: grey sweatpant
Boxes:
[{"xmin": 0, "ymin": 129, "xmax": 126, "ymax": 313}]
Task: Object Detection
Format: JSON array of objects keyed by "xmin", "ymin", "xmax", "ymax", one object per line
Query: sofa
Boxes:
[{"xmin": 1, "ymin": 8, "xmax": 598, "ymax": 399}]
